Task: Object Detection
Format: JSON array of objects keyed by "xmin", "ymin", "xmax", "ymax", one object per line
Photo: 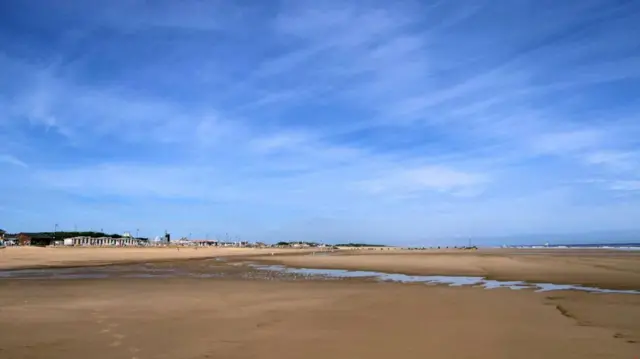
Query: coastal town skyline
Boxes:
[{"xmin": 1, "ymin": 225, "xmax": 639, "ymax": 247}]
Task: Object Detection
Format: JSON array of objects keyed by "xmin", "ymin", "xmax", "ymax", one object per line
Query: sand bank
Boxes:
[
  {"xmin": 0, "ymin": 246, "xmax": 310, "ymax": 270},
  {"xmin": 243, "ymin": 249, "xmax": 640, "ymax": 290}
]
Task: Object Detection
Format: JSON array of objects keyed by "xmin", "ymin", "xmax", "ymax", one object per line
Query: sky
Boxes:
[{"xmin": 1, "ymin": 0, "xmax": 640, "ymax": 246}]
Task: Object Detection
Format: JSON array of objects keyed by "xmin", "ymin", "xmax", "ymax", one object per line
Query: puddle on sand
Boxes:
[
  {"xmin": 250, "ymin": 265, "xmax": 640, "ymax": 294},
  {"xmin": 2, "ymin": 261, "xmax": 638, "ymax": 295}
]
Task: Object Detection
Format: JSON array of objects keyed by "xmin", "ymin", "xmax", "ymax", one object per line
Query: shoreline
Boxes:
[
  {"xmin": 232, "ymin": 249, "xmax": 640, "ymax": 291},
  {"xmin": 248, "ymin": 263, "xmax": 640, "ymax": 294}
]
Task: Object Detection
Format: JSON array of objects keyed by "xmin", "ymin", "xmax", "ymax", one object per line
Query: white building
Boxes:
[{"xmin": 64, "ymin": 236, "xmax": 142, "ymax": 246}]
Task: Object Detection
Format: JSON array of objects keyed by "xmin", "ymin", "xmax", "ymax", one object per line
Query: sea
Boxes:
[{"xmin": 501, "ymin": 242, "xmax": 640, "ymax": 250}]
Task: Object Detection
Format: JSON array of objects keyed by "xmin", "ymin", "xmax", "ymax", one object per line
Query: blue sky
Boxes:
[{"xmin": 1, "ymin": 0, "xmax": 640, "ymax": 245}]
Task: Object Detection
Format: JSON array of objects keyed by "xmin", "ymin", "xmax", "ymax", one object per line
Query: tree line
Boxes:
[
  {"xmin": 7, "ymin": 231, "xmax": 148, "ymax": 241},
  {"xmin": 335, "ymin": 243, "xmax": 386, "ymax": 247},
  {"xmin": 276, "ymin": 241, "xmax": 322, "ymax": 246},
  {"xmin": 275, "ymin": 241, "xmax": 385, "ymax": 247}
]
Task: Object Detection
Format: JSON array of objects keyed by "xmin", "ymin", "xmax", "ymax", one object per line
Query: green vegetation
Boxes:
[
  {"xmin": 276, "ymin": 241, "xmax": 322, "ymax": 247},
  {"xmin": 54, "ymin": 231, "xmax": 123, "ymax": 240}
]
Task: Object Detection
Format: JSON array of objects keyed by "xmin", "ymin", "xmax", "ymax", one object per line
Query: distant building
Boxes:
[
  {"xmin": 192, "ymin": 240, "xmax": 218, "ymax": 246},
  {"xmin": 17, "ymin": 233, "xmax": 55, "ymax": 246},
  {"xmin": 3, "ymin": 233, "xmax": 18, "ymax": 246},
  {"xmin": 64, "ymin": 236, "xmax": 144, "ymax": 246}
]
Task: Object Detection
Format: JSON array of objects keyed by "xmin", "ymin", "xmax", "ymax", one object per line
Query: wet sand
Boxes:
[
  {"xmin": 0, "ymin": 262, "xmax": 638, "ymax": 359},
  {"xmin": 245, "ymin": 249, "xmax": 640, "ymax": 290},
  {"xmin": 1, "ymin": 250, "xmax": 639, "ymax": 358}
]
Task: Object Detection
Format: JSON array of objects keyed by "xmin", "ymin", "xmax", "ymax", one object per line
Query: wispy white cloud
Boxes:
[
  {"xmin": 248, "ymin": 132, "xmax": 312, "ymax": 154},
  {"xmin": 0, "ymin": 154, "xmax": 28, "ymax": 168},
  {"xmin": 356, "ymin": 166, "xmax": 489, "ymax": 197},
  {"xmin": 31, "ymin": 0, "xmax": 235, "ymax": 32},
  {"xmin": 583, "ymin": 150, "xmax": 640, "ymax": 172},
  {"xmin": 608, "ymin": 180, "xmax": 640, "ymax": 192},
  {"xmin": 2, "ymin": 60, "xmax": 241, "ymax": 148},
  {"xmin": 530, "ymin": 129, "xmax": 604, "ymax": 156},
  {"xmin": 256, "ymin": 0, "xmax": 640, "ymax": 170},
  {"xmin": 34, "ymin": 164, "xmax": 229, "ymax": 200}
]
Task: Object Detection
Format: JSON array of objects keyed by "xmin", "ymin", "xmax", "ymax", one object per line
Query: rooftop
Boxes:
[{"xmin": 19, "ymin": 233, "xmax": 54, "ymax": 239}]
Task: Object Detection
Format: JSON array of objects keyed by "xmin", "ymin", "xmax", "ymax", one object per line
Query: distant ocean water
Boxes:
[{"xmin": 502, "ymin": 243, "xmax": 640, "ymax": 250}]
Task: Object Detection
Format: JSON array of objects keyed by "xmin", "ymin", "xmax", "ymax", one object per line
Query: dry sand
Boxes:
[
  {"xmin": 1, "ymin": 248, "xmax": 639, "ymax": 358},
  {"xmin": 0, "ymin": 246, "xmax": 309, "ymax": 270}
]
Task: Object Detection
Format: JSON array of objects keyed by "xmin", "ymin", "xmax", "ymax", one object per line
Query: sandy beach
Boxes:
[
  {"xmin": 1, "ymin": 248, "xmax": 639, "ymax": 358},
  {"xmin": 0, "ymin": 246, "xmax": 310, "ymax": 270}
]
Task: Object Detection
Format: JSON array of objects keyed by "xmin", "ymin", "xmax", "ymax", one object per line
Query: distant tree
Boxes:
[{"xmin": 335, "ymin": 243, "xmax": 386, "ymax": 248}]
